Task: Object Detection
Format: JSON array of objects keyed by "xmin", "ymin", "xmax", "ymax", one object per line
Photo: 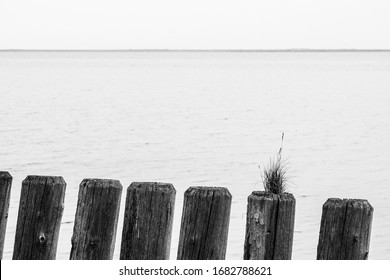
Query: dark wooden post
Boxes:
[
  {"xmin": 120, "ymin": 182, "xmax": 176, "ymax": 260},
  {"xmin": 177, "ymin": 187, "xmax": 232, "ymax": 260},
  {"xmin": 0, "ymin": 171, "xmax": 12, "ymax": 259},
  {"xmin": 317, "ymin": 198, "xmax": 374, "ymax": 260},
  {"xmin": 13, "ymin": 175, "xmax": 66, "ymax": 260},
  {"xmin": 70, "ymin": 178, "xmax": 122, "ymax": 260},
  {"xmin": 243, "ymin": 191, "xmax": 295, "ymax": 260}
]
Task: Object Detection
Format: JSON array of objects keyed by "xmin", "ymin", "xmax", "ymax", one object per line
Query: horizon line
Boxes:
[{"xmin": 1, "ymin": 48, "xmax": 390, "ymax": 53}]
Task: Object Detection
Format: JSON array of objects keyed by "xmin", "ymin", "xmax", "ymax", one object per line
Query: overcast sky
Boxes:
[{"xmin": 0, "ymin": 0, "xmax": 389, "ymax": 50}]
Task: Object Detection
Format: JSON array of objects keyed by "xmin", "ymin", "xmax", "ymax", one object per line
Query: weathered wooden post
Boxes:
[
  {"xmin": 317, "ymin": 198, "xmax": 373, "ymax": 260},
  {"xmin": 243, "ymin": 191, "xmax": 295, "ymax": 260},
  {"xmin": 13, "ymin": 175, "xmax": 66, "ymax": 260},
  {"xmin": 70, "ymin": 178, "xmax": 122, "ymax": 260},
  {"xmin": 120, "ymin": 182, "xmax": 176, "ymax": 260},
  {"xmin": 0, "ymin": 171, "xmax": 12, "ymax": 259},
  {"xmin": 177, "ymin": 187, "xmax": 232, "ymax": 260}
]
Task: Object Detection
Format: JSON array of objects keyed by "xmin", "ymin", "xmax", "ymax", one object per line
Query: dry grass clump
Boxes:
[{"xmin": 260, "ymin": 133, "xmax": 288, "ymax": 195}]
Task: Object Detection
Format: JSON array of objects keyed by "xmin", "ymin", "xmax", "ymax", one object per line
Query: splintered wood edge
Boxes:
[{"xmin": 80, "ymin": 178, "xmax": 122, "ymax": 189}]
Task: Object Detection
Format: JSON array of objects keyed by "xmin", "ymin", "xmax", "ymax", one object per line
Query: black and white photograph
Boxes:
[{"xmin": 1, "ymin": 0, "xmax": 389, "ymax": 271}]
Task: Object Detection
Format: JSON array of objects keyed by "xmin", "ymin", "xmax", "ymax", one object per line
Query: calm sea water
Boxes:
[{"xmin": 0, "ymin": 51, "xmax": 389, "ymax": 259}]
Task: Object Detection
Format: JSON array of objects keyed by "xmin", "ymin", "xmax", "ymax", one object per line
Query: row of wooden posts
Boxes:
[{"xmin": 0, "ymin": 171, "xmax": 374, "ymax": 260}]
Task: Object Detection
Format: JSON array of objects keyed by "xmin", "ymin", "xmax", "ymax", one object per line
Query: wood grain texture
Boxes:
[
  {"xmin": 13, "ymin": 175, "xmax": 66, "ymax": 260},
  {"xmin": 243, "ymin": 191, "xmax": 295, "ymax": 260},
  {"xmin": 120, "ymin": 182, "xmax": 176, "ymax": 260},
  {"xmin": 0, "ymin": 171, "xmax": 12, "ymax": 259},
  {"xmin": 177, "ymin": 187, "xmax": 232, "ymax": 260},
  {"xmin": 273, "ymin": 192, "xmax": 296, "ymax": 259},
  {"xmin": 70, "ymin": 178, "xmax": 122, "ymax": 260},
  {"xmin": 316, "ymin": 198, "xmax": 346, "ymax": 259},
  {"xmin": 317, "ymin": 198, "xmax": 374, "ymax": 260}
]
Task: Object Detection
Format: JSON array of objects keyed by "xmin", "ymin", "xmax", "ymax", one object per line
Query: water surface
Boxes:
[{"xmin": 0, "ymin": 51, "xmax": 389, "ymax": 259}]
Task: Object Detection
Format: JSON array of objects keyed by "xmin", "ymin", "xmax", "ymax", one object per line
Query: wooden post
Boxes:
[
  {"xmin": 243, "ymin": 191, "xmax": 295, "ymax": 260},
  {"xmin": 177, "ymin": 187, "xmax": 232, "ymax": 260},
  {"xmin": 317, "ymin": 198, "xmax": 374, "ymax": 260},
  {"xmin": 120, "ymin": 182, "xmax": 176, "ymax": 260},
  {"xmin": 13, "ymin": 175, "xmax": 66, "ymax": 260},
  {"xmin": 70, "ymin": 178, "xmax": 122, "ymax": 260},
  {"xmin": 0, "ymin": 171, "xmax": 12, "ymax": 259}
]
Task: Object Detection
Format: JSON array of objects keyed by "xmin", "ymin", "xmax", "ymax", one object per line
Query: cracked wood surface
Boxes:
[
  {"xmin": 13, "ymin": 175, "xmax": 66, "ymax": 260},
  {"xmin": 243, "ymin": 191, "xmax": 295, "ymax": 260},
  {"xmin": 120, "ymin": 182, "xmax": 176, "ymax": 260},
  {"xmin": 177, "ymin": 187, "xmax": 232, "ymax": 260},
  {"xmin": 70, "ymin": 178, "xmax": 122, "ymax": 260}
]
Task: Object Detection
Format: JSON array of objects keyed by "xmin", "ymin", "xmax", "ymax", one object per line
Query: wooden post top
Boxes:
[
  {"xmin": 324, "ymin": 198, "xmax": 373, "ymax": 209},
  {"xmin": 249, "ymin": 191, "xmax": 295, "ymax": 199},
  {"xmin": 128, "ymin": 182, "xmax": 175, "ymax": 193},
  {"xmin": 22, "ymin": 175, "xmax": 65, "ymax": 185},
  {"xmin": 185, "ymin": 186, "xmax": 232, "ymax": 197},
  {"xmin": 0, "ymin": 172, "xmax": 12, "ymax": 179}
]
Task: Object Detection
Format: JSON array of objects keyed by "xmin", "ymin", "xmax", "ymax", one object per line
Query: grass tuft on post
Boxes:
[
  {"xmin": 260, "ymin": 132, "xmax": 288, "ymax": 195},
  {"xmin": 0, "ymin": 171, "xmax": 12, "ymax": 260},
  {"xmin": 244, "ymin": 133, "xmax": 296, "ymax": 260}
]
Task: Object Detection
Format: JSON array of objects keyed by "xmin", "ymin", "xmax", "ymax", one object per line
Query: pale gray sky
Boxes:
[{"xmin": 0, "ymin": 0, "xmax": 389, "ymax": 50}]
